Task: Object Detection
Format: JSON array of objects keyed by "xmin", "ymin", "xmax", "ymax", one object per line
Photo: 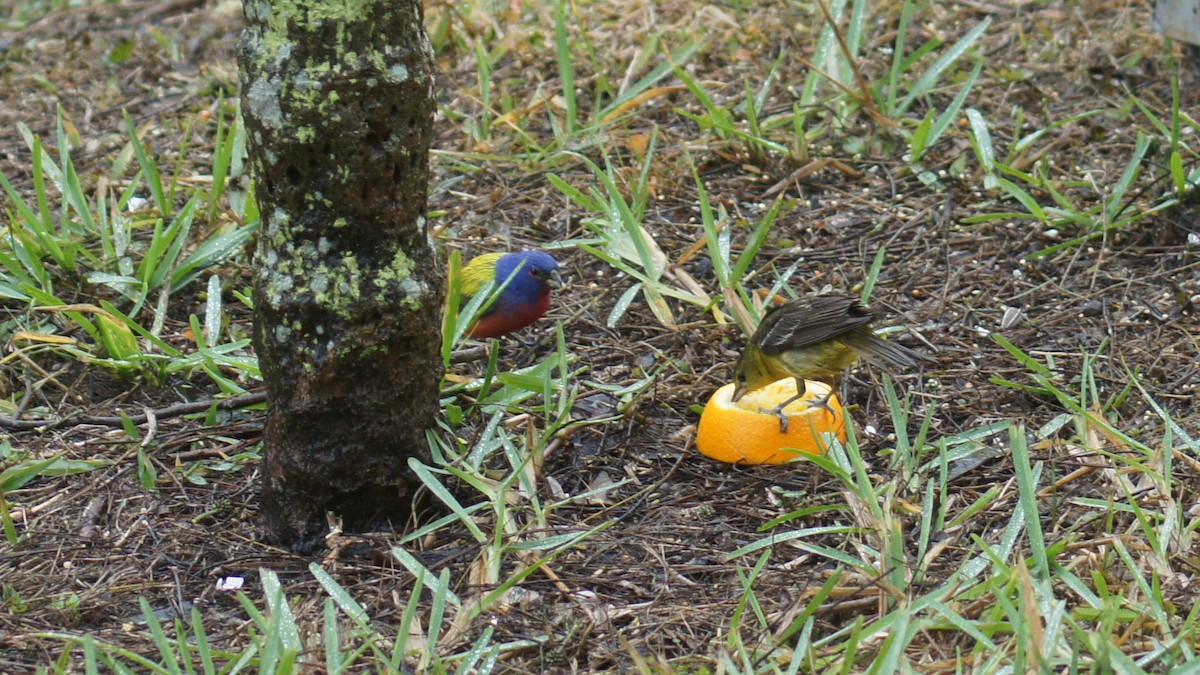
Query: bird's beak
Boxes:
[
  {"xmin": 546, "ymin": 269, "xmax": 563, "ymax": 290},
  {"xmin": 731, "ymin": 383, "xmax": 746, "ymax": 402}
]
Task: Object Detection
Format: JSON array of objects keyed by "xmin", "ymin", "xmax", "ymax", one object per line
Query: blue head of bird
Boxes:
[{"xmin": 493, "ymin": 250, "xmax": 562, "ymax": 302}]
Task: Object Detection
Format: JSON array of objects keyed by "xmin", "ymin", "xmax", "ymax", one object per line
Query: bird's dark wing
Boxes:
[{"xmin": 752, "ymin": 295, "xmax": 876, "ymax": 355}]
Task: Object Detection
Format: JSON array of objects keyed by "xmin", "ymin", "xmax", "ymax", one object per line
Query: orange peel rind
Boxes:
[{"xmin": 696, "ymin": 379, "xmax": 847, "ymax": 465}]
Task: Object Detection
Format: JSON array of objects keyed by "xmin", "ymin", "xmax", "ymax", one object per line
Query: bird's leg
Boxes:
[
  {"xmin": 806, "ymin": 377, "xmax": 839, "ymax": 415},
  {"xmin": 759, "ymin": 377, "xmax": 808, "ymax": 433}
]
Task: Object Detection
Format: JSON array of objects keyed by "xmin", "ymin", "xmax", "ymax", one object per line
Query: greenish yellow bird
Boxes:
[{"xmin": 732, "ymin": 294, "xmax": 927, "ymax": 431}]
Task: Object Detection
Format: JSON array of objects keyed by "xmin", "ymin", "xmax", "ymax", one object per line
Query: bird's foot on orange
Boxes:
[
  {"xmin": 756, "ymin": 406, "xmax": 792, "ymax": 433},
  {"xmin": 806, "ymin": 395, "xmax": 837, "ymax": 416}
]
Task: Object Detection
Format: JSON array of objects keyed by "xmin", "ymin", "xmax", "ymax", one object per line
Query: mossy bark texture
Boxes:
[{"xmin": 239, "ymin": 0, "xmax": 442, "ymax": 552}]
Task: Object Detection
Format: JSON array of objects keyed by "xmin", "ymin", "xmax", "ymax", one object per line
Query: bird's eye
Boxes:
[
  {"xmin": 737, "ymin": 373, "xmax": 746, "ymax": 382},
  {"xmin": 529, "ymin": 269, "xmax": 541, "ymax": 278}
]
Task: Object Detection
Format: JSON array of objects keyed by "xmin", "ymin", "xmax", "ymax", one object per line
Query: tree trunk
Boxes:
[{"xmin": 238, "ymin": 0, "xmax": 442, "ymax": 552}]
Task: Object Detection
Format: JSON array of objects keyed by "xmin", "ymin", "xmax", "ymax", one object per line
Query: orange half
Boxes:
[{"xmin": 696, "ymin": 379, "xmax": 847, "ymax": 464}]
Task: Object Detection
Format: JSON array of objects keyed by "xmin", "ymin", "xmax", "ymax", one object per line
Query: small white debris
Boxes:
[
  {"xmin": 1000, "ymin": 306, "xmax": 1025, "ymax": 329},
  {"xmin": 126, "ymin": 196, "xmax": 149, "ymax": 212},
  {"xmin": 216, "ymin": 576, "xmax": 244, "ymax": 591},
  {"xmin": 1188, "ymin": 232, "xmax": 1199, "ymax": 246},
  {"xmin": 504, "ymin": 587, "xmax": 541, "ymax": 608},
  {"xmin": 584, "ymin": 471, "xmax": 618, "ymax": 506},
  {"xmin": 545, "ymin": 475, "xmax": 568, "ymax": 501}
]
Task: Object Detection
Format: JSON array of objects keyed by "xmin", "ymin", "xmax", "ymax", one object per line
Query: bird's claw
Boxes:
[
  {"xmin": 757, "ymin": 406, "xmax": 791, "ymax": 433},
  {"xmin": 807, "ymin": 396, "xmax": 836, "ymax": 415}
]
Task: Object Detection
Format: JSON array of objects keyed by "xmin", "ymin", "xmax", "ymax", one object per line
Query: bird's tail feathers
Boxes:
[{"xmin": 842, "ymin": 331, "xmax": 928, "ymax": 369}]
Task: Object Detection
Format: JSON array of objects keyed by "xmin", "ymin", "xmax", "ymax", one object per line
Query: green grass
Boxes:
[{"xmin": 1, "ymin": 103, "xmax": 257, "ymax": 388}]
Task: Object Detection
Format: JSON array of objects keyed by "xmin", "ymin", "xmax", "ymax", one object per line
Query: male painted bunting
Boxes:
[
  {"xmin": 732, "ymin": 293, "xmax": 926, "ymax": 431},
  {"xmin": 459, "ymin": 250, "xmax": 562, "ymax": 338}
]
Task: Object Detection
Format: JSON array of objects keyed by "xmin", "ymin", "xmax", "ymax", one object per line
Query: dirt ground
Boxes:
[{"xmin": 1, "ymin": 0, "xmax": 1198, "ymax": 671}]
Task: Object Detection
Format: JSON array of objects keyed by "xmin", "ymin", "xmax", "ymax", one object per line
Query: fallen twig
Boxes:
[{"xmin": 0, "ymin": 391, "xmax": 268, "ymax": 431}]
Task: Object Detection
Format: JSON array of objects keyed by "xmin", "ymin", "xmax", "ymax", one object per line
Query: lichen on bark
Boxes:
[{"xmin": 239, "ymin": 0, "xmax": 442, "ymax": 551}]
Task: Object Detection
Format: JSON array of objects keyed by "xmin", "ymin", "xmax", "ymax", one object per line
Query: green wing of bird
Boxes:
[{"xmin": 459, "ymin": 252, "xmax": 505, "ymax": 298}]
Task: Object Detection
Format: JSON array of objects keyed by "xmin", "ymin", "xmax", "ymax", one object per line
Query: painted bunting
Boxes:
[
  {"xmin": 732, "ymin": 293, "xmax": 926, "ymax": 431},
  {"xmin": 459, "ymin": 250, "xmax": 562, "ymax": 338}
]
